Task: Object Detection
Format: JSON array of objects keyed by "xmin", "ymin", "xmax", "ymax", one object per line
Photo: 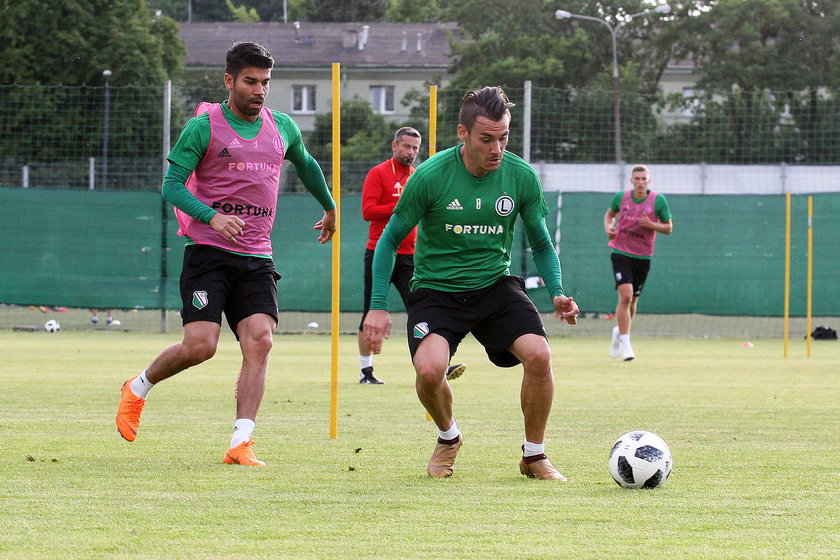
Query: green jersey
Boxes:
[{"xmin": 393, "ymin": 145, "xmax": 549, "ymax": 292}]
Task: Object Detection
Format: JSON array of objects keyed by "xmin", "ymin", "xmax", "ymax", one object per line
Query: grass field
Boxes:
[{"xmin": 1, "ymin": 331, "xmax": 837, "ymax": 559}]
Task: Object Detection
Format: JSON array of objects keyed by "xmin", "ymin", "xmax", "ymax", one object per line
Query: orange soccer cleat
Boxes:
[
  {"xmin": 223, "ymin": 440, "xmax": 266, "ymax": 466},
  {"xmin": 115, "ymin": 377, "xmax": 145, "ymax": 442}
]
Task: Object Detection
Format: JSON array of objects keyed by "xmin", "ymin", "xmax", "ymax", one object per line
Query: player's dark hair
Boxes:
[
  {"xmin": 459, "ymin": 86, "xmax": 515, "ymax": 131},
  {"xmin": 225, "ymin": 42, "xmax": 274, "ymax": 79},
  {"xmin": 394, "ymin": 127, "xmax": 421, "ymax": 143}
]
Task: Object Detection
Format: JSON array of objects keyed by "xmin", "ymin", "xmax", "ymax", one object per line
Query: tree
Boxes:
[
  {"xmin": 0, "ymin": 0, "xmax": 184, "ymax": 181},
  {"xmin": 674, "ymin": 0, "xmax": 839, "ymax": 93},
  {"xmin": 296, "ymin": 0, "xmax": 388, "ymax": 22},
  {"xmin": 147, "ymin": 0, "xmax": 311, "ymax": 21},
  {"xmin": 0, "ymin": 0, "xmax": 183, "ymax": 86},
  {"xmin": 307, "ymin": 98, "xmax": 393, "ymax": 162},
  {"xmin": 301, "ymin": 98, "xmax": 415, "ymax": 192},
  {"xmin": 436, "ymin": 1, "xmax": 682, "ymax": 162},
  {"xmin": 227, "ymin": 0, "xmax": 260, "ymax": 22},
  {"xmin": 386, "ymin": 0, "xmax": 442, "ymax": 22},
  {"xmin": 658, "ymin": 0, "xmax": 840, "ymax": 163}
]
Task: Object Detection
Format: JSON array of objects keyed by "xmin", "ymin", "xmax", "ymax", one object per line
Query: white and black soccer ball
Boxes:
[
  {"xmin": 608, "ymin": 430, "xmax": 672, "ymax": 489},
  {"xmin": 44, "ymin": 319, "xmax": 61, "ymax": 333}
]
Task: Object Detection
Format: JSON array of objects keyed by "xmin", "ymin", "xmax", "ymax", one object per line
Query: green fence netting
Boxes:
[{"xmin": 2, "ymin": 188, "xmax": 561, "ymax": 313}]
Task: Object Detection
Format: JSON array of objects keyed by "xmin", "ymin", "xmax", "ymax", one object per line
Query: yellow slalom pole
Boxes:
[
  {"xmin": 429, "ymin": 85, "xmax": 438, "ymax": 157},
  {"xmin": 425, "ymin": 86, "xmax": 438, "ymax": 423},
  {"xmin": 330, "ymin": 63, "xmax": 341, "ymax": 438},
  {"xmin": 783, "ymin": 192, "xmax": 791, "ymax": 358},
  {"xmin": 806, "ymin": 196, "xmax": 813, "ymax": 357}
]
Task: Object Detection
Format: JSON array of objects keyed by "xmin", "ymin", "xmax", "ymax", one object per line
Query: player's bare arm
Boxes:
[
  {"xmin": 313, "ymin": 209, "xmax": 337, "ymax": 243},
  {"xmin": 553, "ymin": 295, "xmax": 579, "ymax": 325},
  {"xmin": 362, "ymin": 309, "xmax": 392, "ymax": 354},
  {"xmin": 638, "ymin": 215, "xmax": 673, "ymax": 234},
  {"xmin": 209, "ymin": 213, "xmax": 245, "ymax": 243},
  {"xmin": 604, "ymin": 209, "xmax": 617, "ymax": 239}
]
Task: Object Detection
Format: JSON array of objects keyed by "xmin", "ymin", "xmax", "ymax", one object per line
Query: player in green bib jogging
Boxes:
[{"xmin": 363, "ymin": 87, "xmax": 579, "ymax": 480}]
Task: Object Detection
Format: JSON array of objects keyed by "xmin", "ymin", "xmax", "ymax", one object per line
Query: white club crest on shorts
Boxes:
[
  {"xmin": 413, "ymin": 321, "xmax": 430, "ymax": 339},
  {"xmin": 495, "ymin": 196, "xmax": 514, "ymax": 216},
  {"xmin": 615, "ymin": 272, "xmax": 623, "ymax": 281},
  {"xmin": 192, "ymin": 291, "xmax": 209, "ymax": 309}
]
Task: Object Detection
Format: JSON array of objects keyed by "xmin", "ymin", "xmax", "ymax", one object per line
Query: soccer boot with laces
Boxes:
[
  {"xmin": 445, "ymin": 363, "xmax": 466, "ymax": 381},
  {"xmin": 610, "ymin": 326, "xmax": 621, "ymax": 359},
  {"xmin": 519, "ymin": 449, "xmax": 568, "ymax": 481},
  {"xmin": 223, "ymin": 439, "xmax": 266, "ymax": 466},
  {"xmin": 427, "ymin": 435, "xmax": 462, "ymax": 478},
  {"xmin": 359, "ymin": 366, "xmax": 385, "ymax": 384},
  {"xmin": 116, "ymin": 377, "xmax": 145, "ymax": 442}
]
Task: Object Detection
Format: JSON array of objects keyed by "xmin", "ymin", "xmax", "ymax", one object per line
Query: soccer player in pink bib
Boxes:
[
  {"xmin": 115, "ymin": 42, "xmax": 336, "ymax": 466},
  {"xmin": 603, "ymin": 165, "xmax": 673, "ymax": 361}
]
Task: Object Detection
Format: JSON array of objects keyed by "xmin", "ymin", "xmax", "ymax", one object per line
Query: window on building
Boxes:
[
  {"xmin": 370, "ymin": 85, "xmax": 395, "ymax": 114},
  {"xmin": 292, "ymin": 85, "xmax": 316, "ymax": 113},
  {"xmin": 681, "ymin": 87, "xmax": 702, "ymax": 118}
]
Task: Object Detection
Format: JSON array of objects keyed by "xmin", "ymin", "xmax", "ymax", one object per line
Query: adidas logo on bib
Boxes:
[{"xmin": 446, "ymin": 199, "xmax": 464, "ymax": 210}]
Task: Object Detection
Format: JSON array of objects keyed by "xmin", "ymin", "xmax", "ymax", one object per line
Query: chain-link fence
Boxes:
[
  {"xmin": 4, "ymin": 79, "xmax": 839, "ymax": 337},
  {"xmin": 3, "ymin": 82, "xmax": 840, "ymax": 192}
]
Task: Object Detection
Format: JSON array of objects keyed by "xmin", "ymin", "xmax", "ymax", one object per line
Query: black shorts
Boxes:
[
  {"xmin": 405, "ymin": 276, "xmax": 547, "ymax": 368},
  {"xmin": 611, "ymin": 252, "xmax": 651, "ymax": 297},
  {"xmin": 179, "ymin": 244, "xmax": 280, "ymax": 338},
  {"xmin": 358, "ymin": 248, "xmax": 414, "ymax": 331}
]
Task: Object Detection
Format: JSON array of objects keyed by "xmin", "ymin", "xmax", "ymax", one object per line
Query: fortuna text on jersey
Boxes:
[{"xmin": 444, "ymin": 223, "xmax": 505, "ymax": 235}]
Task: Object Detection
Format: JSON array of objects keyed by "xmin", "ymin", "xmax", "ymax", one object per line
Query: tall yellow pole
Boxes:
[
  {"xmin": 783, "ymin": 192, "xmax": 791, "ymax": 358},
  {"xmin": 330, "ymin": 63, "xmax": 341, "ymax": 438},
  {"xmin": 425, "ymin": 85, "xmax": 438, "ymax": 423},
  {"xmin": 806, "ymin": 196, "xmax": 813, "ymax": 357},
  {"xmin": 429, "ymin": 85, "xmax": 438, "ymax": 157}
]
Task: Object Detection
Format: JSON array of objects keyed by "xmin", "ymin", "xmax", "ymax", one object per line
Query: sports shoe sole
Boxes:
[{"xmin": 446, "ymin": 363, "xmax": 466, "ymax": 381}]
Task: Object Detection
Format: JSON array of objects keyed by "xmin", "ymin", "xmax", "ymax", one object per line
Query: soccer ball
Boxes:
[
  {"xmin": 608, "ymin": 430, "xmax": 672, "ymax": 489},
  {"xmin": 44, "ymin": 319, "xmax": 61, "ymax": 333}
]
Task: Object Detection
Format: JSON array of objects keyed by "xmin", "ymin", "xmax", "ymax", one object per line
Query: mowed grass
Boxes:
[{"xmin": 0, "ymin": 330, "xmax": 837, "ymax": 559}]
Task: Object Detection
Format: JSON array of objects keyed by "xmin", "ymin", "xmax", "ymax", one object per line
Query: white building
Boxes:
[{"xmin": 180, "ymin": 21, "xmax": 459, "ymax": 131}]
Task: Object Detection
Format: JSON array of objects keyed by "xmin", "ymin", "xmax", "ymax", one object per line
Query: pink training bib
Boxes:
[
  {"xmin": 175, "ymin": 103, "xmax": 285, "ymax": 254},
  {"xmin": 608, "ymin": 189, "xmax": 659, "ymax": 257}
]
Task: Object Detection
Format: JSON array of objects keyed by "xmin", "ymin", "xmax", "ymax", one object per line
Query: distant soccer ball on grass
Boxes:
[
  {"xmin": 44, "ymin": 319, "xmax": 61, "ymax": 333},
  {"xmin": 608, "ymin": 430, "xmax": 672, "ymax": 489}
]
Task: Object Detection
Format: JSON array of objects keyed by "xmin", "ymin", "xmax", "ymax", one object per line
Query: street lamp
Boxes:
[
  {"xmin": 555, "ymin": 4, "xmax": 670, "ymax": 170},
  {"xmin": 101, "ymin": 69, "xmax": 112, "ymax": 189}
]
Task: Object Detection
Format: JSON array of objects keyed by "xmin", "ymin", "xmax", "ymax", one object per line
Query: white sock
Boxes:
[
  {"xmin": 359, "ymin": 354, "xmax": 373, "ymax": 370},
  {"xmin": 230, "ymin": 418, "xmax": 255, "ymax": 448},
  {"xmin": 523, "ymin": 440, "xmax": 546, "ymax": 457},
  {"xmin": 619, "ymin": 334, "xmax": 631, "ymax": 347},
  {"xmin": 130, "ymin": 370, "xmax": 154, "ymax": 399},
  {"xmin": 437, "ymin": 419, "xmax": 461, "ymax": 441}
]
